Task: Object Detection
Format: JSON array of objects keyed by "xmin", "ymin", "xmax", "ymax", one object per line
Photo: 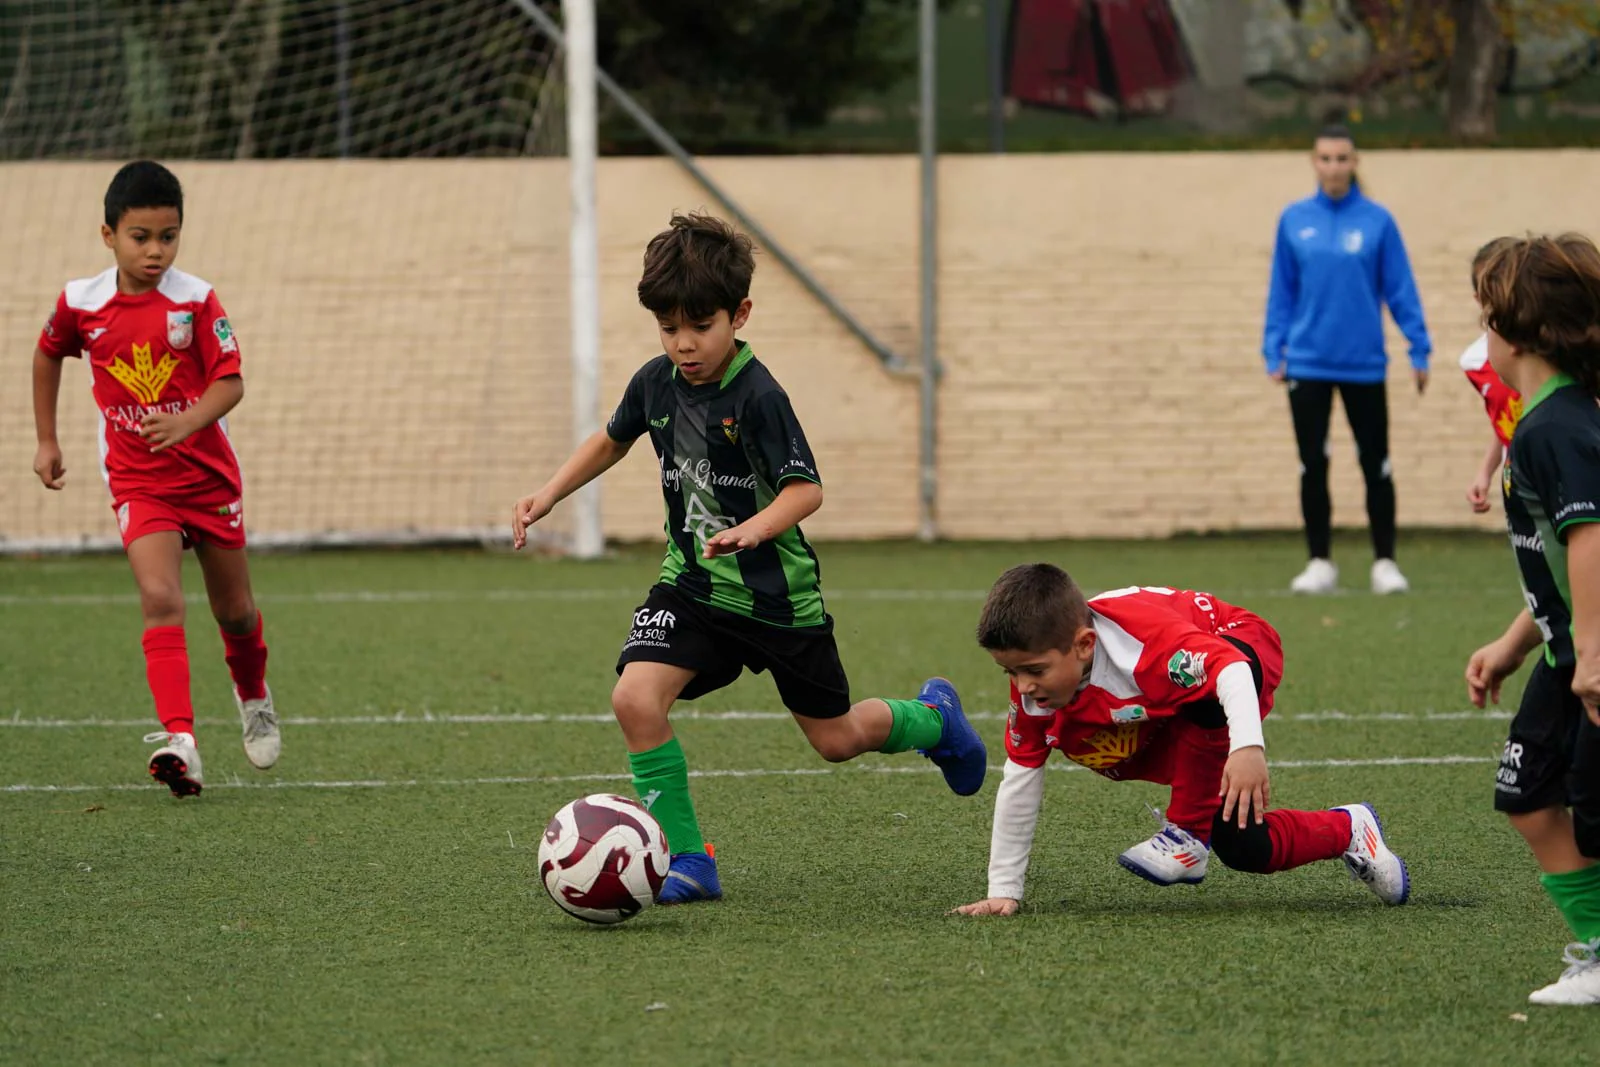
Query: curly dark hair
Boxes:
[
  {"xmin": 1474, "ymin": 233, "xmax": 1600, "ymax": 398},
  {"xmin": 637, "ymin": 212, "xmax": 755, "ymax": 320}
]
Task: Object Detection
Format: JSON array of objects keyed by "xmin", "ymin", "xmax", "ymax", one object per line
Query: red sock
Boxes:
[
  {"xmin": 1263, "ymin": 808, "xmax": 1353, "ymax": 872},
  {"xmin": 221, "ymin": 611, "xmax": 269, "ymax": 701},
  {"xmin": 1165, "ymin": 718, "xmax": 1229, "ymax": 844},
  {"xmin": 142, "ymin": 626, "xmax": 194, "ymax": 736}
]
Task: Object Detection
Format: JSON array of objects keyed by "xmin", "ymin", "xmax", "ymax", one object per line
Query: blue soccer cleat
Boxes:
[
  {"xmin": 656, "ymin": 849, "xmax": 722, "ymax": 905},
  {"xmin": 914, "ymin": 677, "xmax": 987, "ymax": 796}
]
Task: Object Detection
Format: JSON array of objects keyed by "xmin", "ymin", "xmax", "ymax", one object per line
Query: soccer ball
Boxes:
[{"xmin": 537, "ymin": 793, "xmax": 669, "ymax": 924}]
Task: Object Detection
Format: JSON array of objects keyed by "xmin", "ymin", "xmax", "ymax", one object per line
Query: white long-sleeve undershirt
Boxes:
[
  {"xmin": 1216, "ymin": 659, "xmax": 1265, "ymax": 752},
  {"xmin": 986, "ymin": 758, "xmax": 1047, "ymax": 901}
]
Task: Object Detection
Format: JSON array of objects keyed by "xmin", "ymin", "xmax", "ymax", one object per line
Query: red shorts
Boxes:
[
  {"xmin": 114, "ymin": 491, "xmax": 246, "ymax": 551},
  {"xmin": 1215, "ymin": 616, "xmax": 1285, "ymax": 717},
  {"xmin": 1090, "ymin": 623, "xmax": 1285, "ymax": 837}
]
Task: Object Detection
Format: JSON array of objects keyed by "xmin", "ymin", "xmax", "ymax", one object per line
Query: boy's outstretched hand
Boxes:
[
  {"xmin": 1465, "ymin": 638, "xmax": 1524, "ymax": 708},
  {"xmin": 949, "ymin": 897, "xmax": 1019, "ymax": 917},
  {"xmin": 511, "ymin": 493, "xmax": 552, "ymax": 551},
  {"xmin": 1220, "ymin": 745, "xmax": 1270, "ymax": 828},
  {"xmin": 703, "ymin": 521, "xmax": 763, "ymax": 558}
]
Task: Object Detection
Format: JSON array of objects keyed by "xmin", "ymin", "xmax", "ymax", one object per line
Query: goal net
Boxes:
[{"xmin": 0, "ymin": 0, "xmax": 578, "ymax": 552}]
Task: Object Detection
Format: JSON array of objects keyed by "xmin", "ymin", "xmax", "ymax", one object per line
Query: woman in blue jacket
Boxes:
[{"xmin": 1263, "ymin": 125, "xmax": 1432, "ymax": 596}]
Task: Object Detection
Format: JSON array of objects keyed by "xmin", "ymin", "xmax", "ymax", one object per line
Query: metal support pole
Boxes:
[
  {"xmin": 510, "ymin": 0, "xmax": 912, "ymax": 375},
  {"xmin": 562, "ymin": 0, "xmax": 603, "ymax": 559},
  {"xmin": 918, "ymin": 0, "xmax": 939, "ymax": 542},
  {"xmin": 335, "ymin": 0, "xmax": 352, "ymax": 157},
  {"xmin": 986, "ymin": 0, "xmax": 1006, "ymax": 153}
]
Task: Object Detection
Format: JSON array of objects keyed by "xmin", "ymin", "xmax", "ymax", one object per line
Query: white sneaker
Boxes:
[
  {"xmin": 1333, "ymin": 802, "xmax": 1409, "ymax": 904},
  {"xmin": 1529, "ymin": 939, "xmax": 1600, "ymax": 1005},
  {"xmin": 235, "ymin": 684, "xmax": 280, "ymax": 769},
  {"xmin": 1289, "ymin": 558, "xmax": 1338, "ymax": 594},
  {"xmin": 144, "ymin": 731, "xmax": 203, "ymax": 797},
  {"xmin": 1118, "ymin": 822, "xmax": 1209, "ymax": 885},
  {"xmin": 1370, "ymin": 558, "xmax": 1410, "ymax": 595}
]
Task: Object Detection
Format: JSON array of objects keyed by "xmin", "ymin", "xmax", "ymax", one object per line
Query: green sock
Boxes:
[
  {"xmin": 628, "ymin": 737, "xmax": 705, "ymax": 856},
  {"xmin": 1541, "ymin": 862, "xmax": 1600, "ymax": 943},
  {"xmin": 879, "ymin": 697, "xmax": 944, "ymax": 754}
]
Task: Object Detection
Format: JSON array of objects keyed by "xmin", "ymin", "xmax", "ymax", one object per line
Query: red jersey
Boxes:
[
  {"xmin": 1004, "ymin": 587, "xmax": 1282, "ymax": 774},
  {"xmin": 1459, "ymin": 333, "xmax": 1521, "ymax": 448},
  {"xmin": 38, "ymin": 267, "xmax": 244, "ymax": 502}
]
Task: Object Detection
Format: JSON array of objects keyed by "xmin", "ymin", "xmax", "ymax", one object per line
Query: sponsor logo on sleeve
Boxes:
[
  {"xmin": 1167, "ymin": 650, "xmax": 1208, "ymax": 688},
  {"xmin": 213, "ymin": 317, "xmax": 238, "ymax": 354}
]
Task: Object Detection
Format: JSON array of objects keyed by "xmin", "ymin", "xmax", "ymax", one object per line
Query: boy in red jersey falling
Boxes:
[
  {"xmin": 953, "ymin": 564, "xmax": 1410, "ymax": 916},
  {"xmin": 1461, "ymin": 237, "xmax": 1523, "ymax": 514},
  {"xmin": 31, "ymin": 161, "xmax": 278, "ymax": 795}
]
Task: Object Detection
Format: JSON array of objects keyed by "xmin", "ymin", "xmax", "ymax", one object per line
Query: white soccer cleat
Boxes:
[
  {"xmin": 1528, "ymin": 940, "xmax": 1600, "ymax": 1005},
  {"xmin": 1370, "ymin": 558, "xmax": 1410, "ymax": 595},
  {"xmin": 144, "ymin": 731, "xmax": 203, "ymax": 797},
  {"xmin": 1334, "ymin": 802, "xmax": 1409, "ymax": 905},
  {"xmin": 1118, "ymin": 823, "xmax": 1210, "ymax": 886},
  {"xmin": 235, "ymin": 684, "xmax": 281, "ymax": 770},
  {"xmin": 1290, "ymin": 558, "xmax": 1339, "ymax": 594}
]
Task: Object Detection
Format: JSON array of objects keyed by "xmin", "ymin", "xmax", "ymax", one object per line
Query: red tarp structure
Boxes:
[{"xmin": 1007, "ymin": 0, "xmax": 1191, "ymax": 117}]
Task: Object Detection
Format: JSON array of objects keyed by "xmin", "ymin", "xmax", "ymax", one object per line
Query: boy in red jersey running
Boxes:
[
  {"xmin": 1461, "ymin": 237, "xmax": 1523, "ymax": 514},
  {"xmin": 31, "ymin": 161, "xmax": 278, "ymax": 796},
  {"xmin": 953, "ymin": 564, "xmax": 1410, "ymax": 916}
]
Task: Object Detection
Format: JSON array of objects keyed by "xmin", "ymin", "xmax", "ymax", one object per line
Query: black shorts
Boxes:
[
  {"xmin": 1495, "ymin": 657, "xmax": 1600, "ymax": 817},
  {"xmin": 615, "ymin": 582, "xmax": 852, "ymax": 719}
]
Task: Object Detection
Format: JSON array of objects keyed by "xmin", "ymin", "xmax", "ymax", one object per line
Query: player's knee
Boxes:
[
  {"xmin": 212, "ymin": 598, "xmax": 258, "ymax": 633},
  {"xmin": 1210, "ymin": 813, "xmax": 1274, "ymax": 874},
  {"xmin": 137, "ymin": 583, "xmax": 185, "ymax": 625},
  {"xmin": 806, "ymin": 728, "xmax": 861, "ymax": 764},
  {"xmin": 609, "ymin": 680, "xmax": 667, "ymax": 729}
]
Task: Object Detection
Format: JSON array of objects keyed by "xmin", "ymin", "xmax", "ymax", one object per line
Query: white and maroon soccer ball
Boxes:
[{"xmin": 537, "ymin": 793, "xmax": 669, "ymax": 924}]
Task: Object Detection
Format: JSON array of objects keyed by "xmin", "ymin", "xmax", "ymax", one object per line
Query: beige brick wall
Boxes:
[{"xmin": 2, "ymin": 151, "xmax": 1594, "ymax": 549}]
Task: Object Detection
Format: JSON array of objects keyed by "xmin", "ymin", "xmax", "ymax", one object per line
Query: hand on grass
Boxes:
[{"xmin": 949, "ymin": 897, "xmax": 1019, "ymax": 917}]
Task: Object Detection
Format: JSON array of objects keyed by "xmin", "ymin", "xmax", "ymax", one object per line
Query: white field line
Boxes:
[
  {"xmin": 0, "ymin": 754, "xmax": 1493, "ymax": 794},
  {"xmin": 0, "ymin": 583, "xmax": 1485, "ymax": 608},
  {"xmin": 2, "ymin": 588, "xmax": 990, "ymax": 607},
  {"xmin": 0, "ymin": 708, "xmax": 1514, "ymax": 729}
]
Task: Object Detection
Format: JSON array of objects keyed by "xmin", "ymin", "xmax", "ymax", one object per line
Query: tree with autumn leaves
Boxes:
[{"xmin": 1185, "ymin": 0, "xmax": 1599, "ymax": 142}]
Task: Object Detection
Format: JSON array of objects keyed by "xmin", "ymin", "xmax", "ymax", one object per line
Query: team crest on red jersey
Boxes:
[
  {"xmin": 1167, "ymin": 649, "xmax": 1207, "ymax": 688},
  {"xmin": 166, "ymin": 310, "xmax": 194, "ymax": 349}
]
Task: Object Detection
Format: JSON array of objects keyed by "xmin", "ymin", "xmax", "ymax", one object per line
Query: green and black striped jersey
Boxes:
[
  {"xmin": 606, "ymin": 343, "xmax": 825, "ymax": 627},
  {"xmin": 1504, "ymin": 373, "xmax": 1600, "ymax": 668}
]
